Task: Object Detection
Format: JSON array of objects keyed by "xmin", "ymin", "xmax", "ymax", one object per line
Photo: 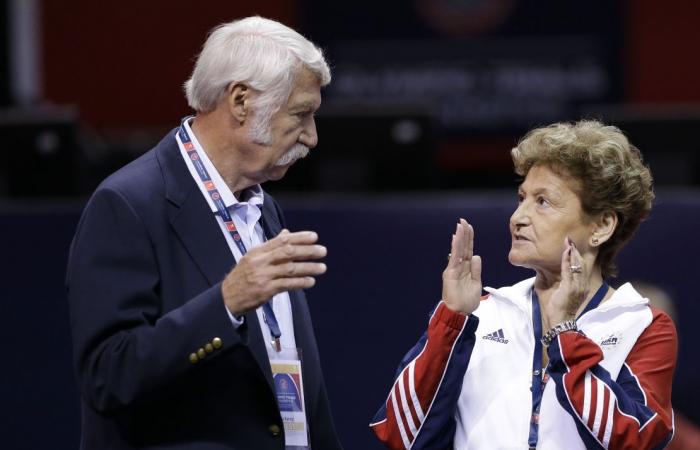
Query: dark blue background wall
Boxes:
[{"xmin": 1, "ymin": 190, "xmax": 698, "ymax": 449}]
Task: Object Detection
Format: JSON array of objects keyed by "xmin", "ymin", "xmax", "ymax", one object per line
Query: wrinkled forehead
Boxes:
[
  {"xmin": 285, "ymin": 68, "xmax": 322, "ymax": 109},
  {"xmin": 519, "ymin": 163, "xmax": 584, "ymax": 196}
]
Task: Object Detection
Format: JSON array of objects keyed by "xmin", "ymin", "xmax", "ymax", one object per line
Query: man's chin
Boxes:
[{"xmin": 267, "ymin": 165, "xmax": 292, "ymax": 181}]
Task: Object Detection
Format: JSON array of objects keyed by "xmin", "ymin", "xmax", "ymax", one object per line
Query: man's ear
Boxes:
[
  {"xmin": 590, "ymin": 211, "xmax": 617, "ymax": 247},
  {"xmin": 227, "ymin": 83, "xmax": 250, "ymax": 124}
]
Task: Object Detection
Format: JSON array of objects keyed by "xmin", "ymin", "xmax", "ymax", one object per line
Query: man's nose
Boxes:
[{"xmin": 300, "ymin": 117, "xmax": 318, "ymax": 149}]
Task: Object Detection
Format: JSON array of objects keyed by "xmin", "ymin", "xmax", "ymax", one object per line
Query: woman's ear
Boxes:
[{"xmin": 591, "ymin": 211, "xmax": 618, "ymax": 247}]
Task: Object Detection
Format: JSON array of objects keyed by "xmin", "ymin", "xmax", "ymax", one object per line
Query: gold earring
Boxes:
[{"xmin": 591, "ymin": 237, "xmax": 599, "ymax": 245}]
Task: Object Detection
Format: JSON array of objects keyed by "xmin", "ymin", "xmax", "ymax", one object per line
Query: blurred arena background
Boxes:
[{"xmin": 1, "ymin": 1, "xmax": 699, "ymax": 449}]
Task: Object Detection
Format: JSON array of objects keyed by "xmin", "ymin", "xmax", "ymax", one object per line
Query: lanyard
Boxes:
[
  {"xmin": 528, "ymin": 281, "xmax": 609, "ymax": 449},
  {"xmin": 177, "ymin": 118, "xmax": 282, "ymax": 352}
]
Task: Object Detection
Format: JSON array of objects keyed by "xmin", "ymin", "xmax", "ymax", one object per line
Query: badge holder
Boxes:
[{"xmin": 269, "ymin": 346, "xmax": 311, "ymax": 449}]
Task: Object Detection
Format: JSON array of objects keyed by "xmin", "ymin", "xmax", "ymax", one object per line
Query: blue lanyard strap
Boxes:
[
  {"xmin": 178, "ymin": 118, "xmax": 281, "ymax": 351},
  {"xmin": 177, "ymin": 121, "xmax": 248, "ymax": 256},
  {"xmin": 529, "ymin": 292, "xmax": 545, "ymax": 448},
  {"xmin": 528, "ymin": 281, "xmax": 609, "ymax": 448},
  {"xmin": 263, "ymin": 303, "xmax": 282, "ymax": 350}
]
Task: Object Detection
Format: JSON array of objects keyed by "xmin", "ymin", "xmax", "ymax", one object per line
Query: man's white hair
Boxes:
[{"xmin": 184, "ymin": 16, "xmax": 331, "ymax": 127}]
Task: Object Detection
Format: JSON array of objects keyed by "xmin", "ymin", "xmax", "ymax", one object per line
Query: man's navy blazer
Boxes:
[{"xmin": 66, "ymin": 130, "xmax": 342, "ymax": 450}]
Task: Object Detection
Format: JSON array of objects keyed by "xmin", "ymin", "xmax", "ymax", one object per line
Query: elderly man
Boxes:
[{"xmin": 66, "ymin": 17, "xmax": 342, "ymax": 450}]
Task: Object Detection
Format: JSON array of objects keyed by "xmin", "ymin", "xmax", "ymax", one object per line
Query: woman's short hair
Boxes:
[
  {"xmin": 184, "ymin": 16, "xmax": 331, "ymax": 119},
  {"xmin": 511, "ymin": 120, "xmax": 654, "ymax": 277}
]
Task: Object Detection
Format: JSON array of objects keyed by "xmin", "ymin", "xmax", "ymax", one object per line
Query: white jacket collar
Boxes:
[
  {"xmin": 587, "ymin": 282, "xmax": 649, "ymax": 314},
  {"xmin": 484, "ymin": 277, "xmax": 535, "ymax": 313},
  {"xmin": 483, "ymin": 278, "xmax": 649, "ymax": 318}
]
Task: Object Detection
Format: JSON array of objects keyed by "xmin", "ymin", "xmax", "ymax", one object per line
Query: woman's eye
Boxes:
[{"xmin": 537, "ymin": 196, "xmax": 549, "ymax": 206}]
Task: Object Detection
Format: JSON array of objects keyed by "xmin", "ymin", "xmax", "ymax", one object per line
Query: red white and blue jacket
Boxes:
[{"xmin": 371, "ymin": 278, "xmax": 677, "ymax": 450}]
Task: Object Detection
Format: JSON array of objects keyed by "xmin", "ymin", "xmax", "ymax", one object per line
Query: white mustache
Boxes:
[{"xmin": 275, "ymin": 144, "xmax": 309, "ymax": 166}]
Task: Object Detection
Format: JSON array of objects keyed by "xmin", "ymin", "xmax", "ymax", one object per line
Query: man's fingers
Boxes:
[
  {"xmin": 271, "ymin": 262, "xmax": 327, "ymax": 278},
  {"xmin": 269, "ymin": 276, "xmax": 317, "ymax": 293},
  {"xmin": 265, "ymin": 230, "xmax": 320, "ymax": 251},
  {"xmin": 266, "ymin": 243, "xmax": 327, "ymax": 263}
]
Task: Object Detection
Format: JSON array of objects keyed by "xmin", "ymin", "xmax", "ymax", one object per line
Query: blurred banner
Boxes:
[
  {"xmin": 293, "ymin": 0, "xmax": 626, "ymax": 189},
  {"xmin": 1, "ymin": 0, "xmax": 697, "ymax": 196},
  {"xmin": 307, "ymin": 0, "xmax": 621, "ymax": 133}
]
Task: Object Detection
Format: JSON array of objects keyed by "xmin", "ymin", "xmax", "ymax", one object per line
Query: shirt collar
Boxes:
[{"xmin": 182, "ymin": 117, "xmax": 264, "ymax": 212}]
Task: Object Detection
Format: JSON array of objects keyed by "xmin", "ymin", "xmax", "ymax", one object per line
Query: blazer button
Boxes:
[
  {"xmin": 212, "ymin": 337, "xmax": 223, "ymax": 349},
  {"xmin": 197, "ymin": 348, "xmax": 206, "ymax": 359},
  {"xmin": 188, "ymin": 353, "xmax": 199, "ymax": 364},
  {"xmin": 204, "ymin": 343, "xmax": 214, "ymax": 354},
  {"xmin": 268, "ymin": 424, "xmax": 281, "ymax": 436}
]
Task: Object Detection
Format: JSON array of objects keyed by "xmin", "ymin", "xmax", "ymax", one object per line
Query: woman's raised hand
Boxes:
[
  {"xmin": 542, "ymin": 236, "xmax": 590, "ymax": 330},
  {"xmin": 442, "ymin": 218, "xmax": 482, "ymax": 315}
]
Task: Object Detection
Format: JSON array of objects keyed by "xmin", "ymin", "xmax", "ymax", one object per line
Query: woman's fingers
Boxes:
[
  {"xmin": 461, "ymin": 218, "xmax": 474, "ymax": 261},
  {"xmin": 448, "ymin": 219, "xmax": 477, "ymax": 274},
  {"xmin": 447, "ymin": 232, "xmax": 459, "ymax": 269},
  {"xmin": 568, "ymin": 237, "xmax": 588, "ymax": 298},
  {"xmin": 471, "ymin": 254, "xmax": 482, "ymax": 282},
  {"xmin": 448, "ymin": 222, "xmax": 465, "ymax": 269},
  {"xmin": 442, "ymin": 219, "xmax": 482, "ymax": 315},
  {"xmin": 560, "ymin": 236, "xmax": 573, "ymax": 283}
]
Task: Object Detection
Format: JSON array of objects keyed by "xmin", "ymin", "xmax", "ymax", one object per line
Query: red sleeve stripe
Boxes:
[
  {"xmin": 555, "ymin": 343, "xmax": 608, "ymax": 448},
  {"xmin": 372, "ymin": 303, "xmax": 471, "ymax": 449},
  {"xmin": 601, "ymin": 383, "xmax": 614, "ymax": 445},
  {"xmin": 408, "ymin": 360, "xmax": 426, "ymax": 422},
  {"xmin": 398, "ymin": 369, "xmax": 419, "ymax": 436},
  {"xmin": 550, "ymin": 314, "xmax": 675, "ymax": 450},
  {"xmin": 566, "ymin": 362, "xmax": 660, "ymax": 448},
  {"xmin": 382, "ymin": 328, "xmax": 437, "ymax": 449},
  {"xmin": 554, "ymin": 336, "xmax": 611, "ymax": 448},
  {"xmin": 390, "ymin": 386, "xmax": 412, "ymax": 448}
]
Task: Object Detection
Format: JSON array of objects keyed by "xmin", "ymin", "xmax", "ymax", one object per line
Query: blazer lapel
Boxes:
[
  {"xmin": 260, "ymin": 195, "xmax": 283, "ymax": 238},
  {"xmin": 156, "ymin": 130, "xmax": 234, "ymax": 285}
]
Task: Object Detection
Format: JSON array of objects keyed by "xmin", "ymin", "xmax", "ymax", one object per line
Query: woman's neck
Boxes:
[{"xmin": 533, "ymin": 267, "xmax": 606, "ymax": 318}]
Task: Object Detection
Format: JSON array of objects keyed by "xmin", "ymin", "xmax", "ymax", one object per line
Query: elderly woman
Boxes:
[{"xmin": 371, "ymin": 120, "xmax": 676, "ymax": 450}]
